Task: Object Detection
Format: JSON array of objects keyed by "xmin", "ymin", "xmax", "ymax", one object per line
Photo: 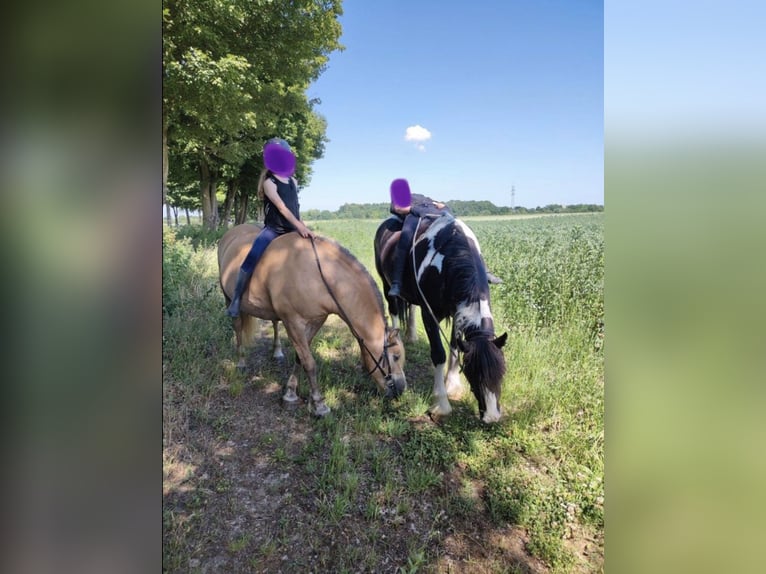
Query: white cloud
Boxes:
[
  {"xmin": 417, "ymin": 144, "xmax": 426, "ymax": 152},
  {"xmin": 404, "ymin": 125, "xmax": 432, "ymax": 142}
]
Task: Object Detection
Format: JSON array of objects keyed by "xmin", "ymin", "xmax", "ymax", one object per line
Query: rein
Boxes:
[{"xmin": 310, "ymin": 237, "xmax": 393, "ymax": 381}]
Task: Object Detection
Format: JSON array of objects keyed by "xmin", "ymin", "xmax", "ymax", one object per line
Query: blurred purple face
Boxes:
[
  {"xmin": 390, "ymin": 178, "xmax": 412, "ymax": 208},
  {"xmin": 264, "ymin": 142, "xmax": 296, "ymax": 177}
]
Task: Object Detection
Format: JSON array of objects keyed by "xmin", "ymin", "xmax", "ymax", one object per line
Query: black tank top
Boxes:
[{"xmin": 264, "ymin": 175, "xmax": 300, "ymax": 234}]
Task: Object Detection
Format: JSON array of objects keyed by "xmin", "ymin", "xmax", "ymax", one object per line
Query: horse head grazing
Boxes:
[
  {"xmin": 374, "ymin": 213, "xmax": 507, "ymax": 423},
  {"xmin": 219, "ymin": 224, "xmax": 407, "ymax": 417},
  {"xmin": 366, "ymin": 327, "xmax": 407, "ymax": 399},
  {"xmin": 457, "ymin": 331, "xmax": 508, "ymax": 423}
]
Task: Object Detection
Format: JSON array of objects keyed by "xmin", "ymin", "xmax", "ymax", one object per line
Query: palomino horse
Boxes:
[
  {"xmin": 219, "ymin": 224, "xmax": 407, "ymax": 416},
  {"xmin": 374, "ymin": 214, "xmax": 507, "ymax": 423}
]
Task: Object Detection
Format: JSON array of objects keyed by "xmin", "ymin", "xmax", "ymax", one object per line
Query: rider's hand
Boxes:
[{"xmin": 298, "ymin": 222, "xmax": 315, "ymax": 239}]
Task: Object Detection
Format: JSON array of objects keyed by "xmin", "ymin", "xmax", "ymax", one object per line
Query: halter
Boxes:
[{"xmin": 310, "ymin": 238, "xmax": 397, "ymax": 389}]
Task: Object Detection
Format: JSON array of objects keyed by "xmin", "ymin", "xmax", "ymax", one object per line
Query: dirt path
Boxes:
[{"xmin": 163, "ymin": 325, "xmax": 600, "ymax": 573}]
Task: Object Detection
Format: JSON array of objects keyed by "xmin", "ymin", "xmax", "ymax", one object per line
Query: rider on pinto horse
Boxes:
[{"xmin": 387, "ymin": 178, "xmax": 502, "ymax": 298}]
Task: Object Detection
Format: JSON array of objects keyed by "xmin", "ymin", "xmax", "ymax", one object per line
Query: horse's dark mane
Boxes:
[
  {"xmin": 316, "ymin": 235, "xmax": 387, "ymax": 320},
  {"xmin": 437, "ymin": 222, "xmax": 488, "ymax": 303}
]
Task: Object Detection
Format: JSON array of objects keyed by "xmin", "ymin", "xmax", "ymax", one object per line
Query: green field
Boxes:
[{"xmin": 163, "ymin": 213, "xmax": 604, "ymax": 572}]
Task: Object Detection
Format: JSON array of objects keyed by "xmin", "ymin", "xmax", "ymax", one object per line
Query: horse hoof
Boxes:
[
  {"xmin": 427, "ymin": 410, "xmax": 447, "ymax": 424},
  {"xmin": 282, "ymin": 391, "xmax": 300, "ymax": 408},
  {"xmin": 481, "ymin": 411, "xmax": 502, "ymax": 424},
  {"xmin": 313, "ymin": 403, "xmax": 331, "ymax": 417},
  {"xmin": 429, "ymin": 402, "xmax": 452, "ymax": 420}
]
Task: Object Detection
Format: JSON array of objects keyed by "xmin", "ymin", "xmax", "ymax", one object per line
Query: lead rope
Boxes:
[{"xmin": 310, "ymin": 237, "xmax": 390, "ymax": 378}]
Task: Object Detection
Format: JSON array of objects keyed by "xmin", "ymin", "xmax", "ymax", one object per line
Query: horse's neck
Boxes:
[{"xmin": 322, "ymin": 243, "xmax": 385, "ymax": 343}]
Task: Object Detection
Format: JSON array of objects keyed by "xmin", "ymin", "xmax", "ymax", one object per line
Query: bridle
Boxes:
[{"xmin": 310, "ymin": 237, "xmax": 397, "ymax": 390}]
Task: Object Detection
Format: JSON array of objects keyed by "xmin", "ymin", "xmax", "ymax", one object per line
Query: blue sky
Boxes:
[{"xmin": 301, "ymin": 0, "xmax": 603, "ymax": 211}]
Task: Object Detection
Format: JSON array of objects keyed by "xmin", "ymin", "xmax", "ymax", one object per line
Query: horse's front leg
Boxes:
[
  {"xmin": 422, "ymin": 310, "xmax": 451, "ymax": 418},
  {"xmin": 282, "ymin": 318, "xmax": 329, "ymax": 416}
]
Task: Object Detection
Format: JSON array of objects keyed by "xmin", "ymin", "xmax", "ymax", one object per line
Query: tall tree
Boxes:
[{"xmin": 163, "ymin": 0, "xmax": 343, "ymax": 229}]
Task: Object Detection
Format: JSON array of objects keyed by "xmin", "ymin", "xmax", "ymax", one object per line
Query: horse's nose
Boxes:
[
  {"xmin": 481, "ymin": 407, "xmax": 502, "ymax": 423},
  {"xmin": 385, "ymin": 374, "xmax": 407, "ymax": 398}
]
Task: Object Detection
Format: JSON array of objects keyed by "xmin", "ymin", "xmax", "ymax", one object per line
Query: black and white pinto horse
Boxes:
[{"xmin": 374, "ymin": 213, "xmax": 507, "ymax": 423}]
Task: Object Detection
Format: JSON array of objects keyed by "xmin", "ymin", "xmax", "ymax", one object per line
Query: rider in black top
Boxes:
[
  {"xmin": 387, "ymin": 181, "xmax": 451, "ymax": 298},
  {"xmin": 226, "ymin": 139, "xmax": 315, "ymax": 317}
]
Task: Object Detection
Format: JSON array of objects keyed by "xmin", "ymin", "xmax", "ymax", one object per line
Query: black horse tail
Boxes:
[{"xmin": 398, "ymin": 301, "xmax": 410, "ymax": 337}]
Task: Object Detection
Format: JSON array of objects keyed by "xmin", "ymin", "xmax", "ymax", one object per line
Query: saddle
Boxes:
[
  {"xmin": 389, "ymin": 212, "xmax": 503, "ymax": 285},
  {"xmin": 389, "ymin": 211, "xmax": 455, "ymax": 250}
]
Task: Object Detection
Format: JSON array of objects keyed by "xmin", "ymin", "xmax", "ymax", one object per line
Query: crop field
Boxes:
[{"xmin": 163, "ymin": 213, "xmax": 604, "ymax": 573}]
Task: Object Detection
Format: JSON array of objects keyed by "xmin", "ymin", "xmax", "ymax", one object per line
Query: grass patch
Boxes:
[{"xmin": 163, "ymin": 216, "xmax": 603, "ymax": 572}]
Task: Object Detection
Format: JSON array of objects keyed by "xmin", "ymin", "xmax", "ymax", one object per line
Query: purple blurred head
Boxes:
[
  {"xmin": 390, "ymin": 178, "xmax": 412, "ymax": 209},
  {"xmin": 263, "ymin": 138, "xmax": 296, "ymax": 177}
]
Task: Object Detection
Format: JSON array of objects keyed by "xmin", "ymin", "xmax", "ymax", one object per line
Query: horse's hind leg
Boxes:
[
  {"xmin": 271, "ymin": 320, "xmax": 285, "ymax": 362},
  {"xmin": 445, "ymin": 344, "xmax": 464, "ymax": 399},
  {"xmin": 233, "ymin": 316, "xmax": 247, "ymax": 370},
  {"xmin": 283, "ymin": 361, "xmax": 301, "ymax": 406},
  {"xmin": 406, "ymin": 305, "xmax": 418, "ymax": 343},
  {"xmin": 389, "ymin": 301, "xmax": 417, "ymax": 343}
]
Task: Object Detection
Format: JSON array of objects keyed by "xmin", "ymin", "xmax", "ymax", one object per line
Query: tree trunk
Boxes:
[
  {"xmin": 221, "ymin": 179, "xmax": 237, "ymax": 229},
  {"xmin": 185, "ymin": 208, "xmax": 191, "ymax": 226},
  {"xmin": 235, "ymin": 191, "xmax": 249, "ymax": 225},
  {"xmin": 199, "ymin": 157, "xmax": 218, "ymax": 231},
  {"xmin": 172, "ymin": 206, "xmax": 179, "ymax": 226}
]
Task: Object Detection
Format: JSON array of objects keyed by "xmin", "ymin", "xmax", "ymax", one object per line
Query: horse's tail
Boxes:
[
  {"xmin": 398, "ymin": 302, "xmax": 410, "ymax": 335},
  {"xmin": 239, "ymin": 314, "xmax": 259, "ymax": 347}
]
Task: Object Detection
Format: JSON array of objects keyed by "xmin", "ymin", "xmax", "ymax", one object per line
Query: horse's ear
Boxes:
[
  {"xmin": 493, "ymin": 332, "xmax": 508, "ymax": 349},
  {"xmin": 388, "ymin": 328, "xmax": 401, "ymax": 342}
]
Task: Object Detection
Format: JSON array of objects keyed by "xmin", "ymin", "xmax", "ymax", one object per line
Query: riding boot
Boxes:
[
  {"xmin": 226, "ymin": 268, "xmax": 254, "ymax": 317},
  {"xmin": 487, "ymin": 270, "xmax": 503, "ymax": 284},
  {"xmin": 388, "ymin": 246, "xmax": 409, "ymax": 298}
]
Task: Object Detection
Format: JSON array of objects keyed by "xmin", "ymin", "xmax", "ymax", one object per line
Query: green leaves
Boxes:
[{"xmin": 163, "ymin": 0, "xmax": 345, "ymax": 223}]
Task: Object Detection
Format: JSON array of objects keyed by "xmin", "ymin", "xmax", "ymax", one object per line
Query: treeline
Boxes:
[{"xmin": 303, "ymin": 201, "xmax": 603, "ymax": 220}]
